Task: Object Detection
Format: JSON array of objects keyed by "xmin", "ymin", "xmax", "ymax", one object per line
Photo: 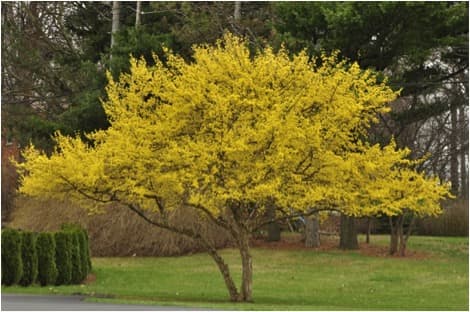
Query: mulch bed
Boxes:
[{"xmin": 251, "ymin": 235, "xmax": 430, "ymax": 259}]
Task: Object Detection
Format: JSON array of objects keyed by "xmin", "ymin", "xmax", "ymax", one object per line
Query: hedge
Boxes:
[
  {"xmin": 54, "ymin": 231, "xmax": 72, "ymax": 285},
  {"xmin": 1, "ymin": 225, "xmax": 91, "ymax": 287},
  {"xmin": 1, "ymin": 228, "xmax": 23, "ymax": 286},
  {"xmin": 36, "ymin": 232, "xmax": 58, "ymax": 286},
  {"xmin": 61, "ymin": 223, "xmax": 91, "ymax": 281},
  {"xmin": 69, "ymin": 232, "xmax": 83, "ymax": 284},
  {"xmin": 19, "ymin": 231, "xmax": 38, "ymax": 286}
]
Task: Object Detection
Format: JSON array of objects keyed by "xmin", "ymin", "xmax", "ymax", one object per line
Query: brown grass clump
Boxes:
[
  {"xmin": 8, "ymin": 196, "xmax": 231, "ymax": 257},
  {"xmin": 416, "ymin": 198, "xmax": 469, "ymax": 236}
]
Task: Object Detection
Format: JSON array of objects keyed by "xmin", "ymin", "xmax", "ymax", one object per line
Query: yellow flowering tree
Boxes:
[
  {"xmin": 331, "ymin": 142, "xmax": 451, "ymax": 255},
  {"xmin": 16, "ymin": 34, "xmax": 448, "ymax": 301}
]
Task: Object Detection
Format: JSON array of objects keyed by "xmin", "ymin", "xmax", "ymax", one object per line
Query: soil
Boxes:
[
  {"xmin": 83, "ymin": 273, "xmax": 97, "ymax": 285},
  {"xmin": 251, "ymin": 235, "xmax": 430, "ymax": 259}
]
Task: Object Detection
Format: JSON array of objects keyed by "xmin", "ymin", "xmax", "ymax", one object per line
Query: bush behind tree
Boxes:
[{"xmin": 9, "ymin": 197, "xmax": 231, "ymax": 257}]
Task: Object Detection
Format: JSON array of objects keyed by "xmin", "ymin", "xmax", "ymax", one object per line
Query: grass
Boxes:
[{"xmin": 2, "ymin": 235, "xmax": 468, "ymax": 310}]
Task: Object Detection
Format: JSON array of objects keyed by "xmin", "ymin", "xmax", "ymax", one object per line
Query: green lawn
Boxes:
[{"xmin": 2, "ymin": 235, "xmax": 468, "ymax": 310}]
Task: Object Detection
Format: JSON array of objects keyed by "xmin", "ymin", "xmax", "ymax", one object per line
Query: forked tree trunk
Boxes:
[
  {"xmin": 389, "ymin": 215, "xmax": 415, "ymax": 256},
  {"xmin": 339, "ymin": 214, "xmax": 358, "ymax": 249},
  {"xmin": 126, "ymin": 201, "xmax": 254, "ymax": 302}
]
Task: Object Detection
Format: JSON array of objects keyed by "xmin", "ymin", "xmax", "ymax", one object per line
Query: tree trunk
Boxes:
[
  {"xmin": 135, "ymin": 1, "xmax": 141, "ymax": 28},
  {"xmin": 305, "ymin": 213, "xmax": 320, "ymax": 248},
  {"xmin": 459, "ymin": 105, "xmax": 468, "ymax": 199},
  {"xmin": 125, "ymin": 202, "xmax": 246, "ymax": 302},
  {"xmin": 266, "ymin": 202, "xmax": 280, "ymax": 242},
  {"xmin": 110, "ymin": 1, "xmax": 120, "ymax": 55},
  {"xmin": 206, "ymin": 247, "xmax": 240, "ymax": 302},
  {"xmin": 389, "ymin": 217, "xmax": 399, "ymax": 255},
  {"xmin": 397, "ymin": 216, "xmax": 406, "ymax": 257},
  {"xmin": 450, "ymin": 103, "xmax": 459, "ymax": 196},
  {"xmin": 390, "ymin": 215, "xmax": 412, "ymax": 256},
  {"xmin": 234, "ymin": 1, "xmax": 241, "ymax": 21},
  {"xmin": 238, "ymin": 230, "xmax": 253, "ymax": 302},
  {"xmin": 366, "ymin": 217, "xmax": 371, "ymax": 244},
  {"xmin": 399, "ymin": 215, "xmax": 416, "ymax": 257},
  {"xmin": 339, "ymin": 214, "xmax": 358, "ymax": 249}
]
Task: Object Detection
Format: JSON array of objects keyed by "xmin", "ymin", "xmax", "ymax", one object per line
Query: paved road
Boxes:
[{"xmin": 1, "ymin": 294, "xmax": 204, "ymax": 311}]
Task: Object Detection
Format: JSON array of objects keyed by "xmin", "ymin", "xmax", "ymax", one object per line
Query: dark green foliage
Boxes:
[
  {"xmin": 69, "ymin": 232, "xmax": 83, "ymax": 284},
  {"xmin": 83, "ymin": 230, "xmax": 93, "ymax": 273},
  {"xmin": 36, "ymin": 232, "xmax": 58, "ymax": 286},
  {"xmin": 54, "ymin": 231, "xmax": 72, "ymax": 285},
  {"xmin": 1, "ymin": 228, "xmax": 23, "ymax": 286},
  {"xmin": 77, "ymin": 230, "xmax": 89, "ymax": 280},
  {"xmin": 61, "ymin": 223, "xmax": 92, "ymax": 279},
  {"xmin": 19, "ymin": 231, "xmax": 38, "ymax": 286}
]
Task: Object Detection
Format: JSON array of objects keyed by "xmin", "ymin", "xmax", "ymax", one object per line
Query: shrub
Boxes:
[
  {"xmin": 54, "ymin": 231, "xmax": 72, "ymax": 285},
  {"xmin": 19, "ymin": 231, "xmax": 38, "ymax": 286},
  {"xmin": 9, "ymin": 197, "xmax": 231, "ymax": 257},
  {"xmin": 61, "ymin": 223, "xmax": 91, "ymax": 280},
  {"xmin": 68, "ymin": 231, "xmax": 83, "ymax": 284},
  {"xmin": 77, "ymin": 229, "xmax": 89, "ymax": 279},
  {"xmin": 36, "ymin": 232, "xmax": 58, "ymax": 286},
  {"xmin": 416, "ymin": 199, "xmax": 469, "ymax": 236},
  {"xmin": 84, "ymin": 229, "xmax": 92, "ymax": 272},
  {"xmin": 1, "ymin": 228, "xmax": 23, "ymax": 285}
]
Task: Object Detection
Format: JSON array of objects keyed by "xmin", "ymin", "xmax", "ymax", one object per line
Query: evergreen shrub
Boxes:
[
  {"xmin": 36, "ymin": 232, "xmax": 58, "ymax": 286},
  {"xmin": 1, "ymin": 228, "xmax": 23, "ymax": 286},
  {"xmin": 68, "ymin": 231, "xmax": 83, "ymax": 284},
  {"xmin": 19, "ymin": 231, "xmax": 38, "ymax": 286},
  {"xmin": 54, "ymin": 231, "xmax": 72, "ymax": 285},
  {"xmin": 61, "ymin": 223, "xmax": 91, "ymax": 281},
  {"xmin": 77, "ymin": 230, "xmax": 89, "ymax": 279}
]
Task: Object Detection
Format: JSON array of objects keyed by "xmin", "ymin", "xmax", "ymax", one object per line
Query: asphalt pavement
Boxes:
[{"xmin": 1, "ymin": 293, "xmax": 206, "ymax": 311}]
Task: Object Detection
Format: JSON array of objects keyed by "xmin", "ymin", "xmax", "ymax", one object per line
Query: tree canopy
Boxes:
[{"xmin": 17, "ymin": 34, "xmax": 451, "ymax": 301}]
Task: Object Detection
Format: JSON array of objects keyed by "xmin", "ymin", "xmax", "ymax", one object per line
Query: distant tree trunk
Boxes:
[
  {"xmin": 459, "ymin": 105, "xmax": 468, "ymax": 199},
  {"xmin": 365, "ymin": 217, "xmax": 372, "ymax": 244},
  {"xmin": 305, "ymin": 213, "xmax": 320, "ymax": 248},
  {"xmin": 450, "ymin": 104, "xmax": 459, "ymax": 196},
  {"xmin": 266, "ymin": 200, "xmax": 280, "ymax": 242},
  {"xmin": 389, "ymin": 214, "xmax": 415, "ymax": 256},
  {"xmin": 339, "ymin": 214, "xmax": 358, "ymax": 249},
  {"xmin": 234, "ymin": 1, "xmax": 241, "ymax": 21},
  {"xmin": 135, "ymin": 1, "xmax": 141, "ymax": 28},
  {"xmin": 110, "ymin": 1, "xmax": 120, "ymax": 56},
  {"xmin": 389, "ymin": 217, "xmax": 399, "ymax": 255}
]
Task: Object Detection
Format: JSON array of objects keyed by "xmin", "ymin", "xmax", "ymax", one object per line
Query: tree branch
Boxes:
[{"xmin": 252, "ymin": 207, "xmax": 337, "ymax": 232}]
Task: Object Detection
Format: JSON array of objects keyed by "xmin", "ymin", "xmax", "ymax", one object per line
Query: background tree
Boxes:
[
  {"xmin": 274, "ymin": 1, "xmax": 468, "ymax": 196},
  {"xmin": 1, "ymin": 2, "xmax": 110, "ymax": 151}
]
